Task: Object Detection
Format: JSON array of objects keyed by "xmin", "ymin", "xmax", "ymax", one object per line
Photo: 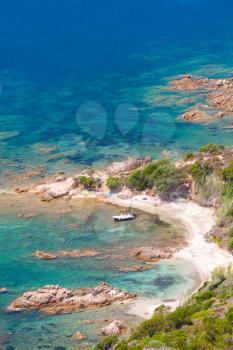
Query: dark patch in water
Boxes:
[
  {"xmin": 54, "ymin": 347, "xmax": 66, "ymax": 350},
  {"xmin": 153, "ymin": 275, "xmax": 175, "ymax": 289}
]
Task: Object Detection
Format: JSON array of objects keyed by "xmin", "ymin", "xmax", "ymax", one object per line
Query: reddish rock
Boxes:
[
  {"xmin": 33, "ymin": 249, "xmax": 99, "ymax": 260},
  {"xmin": 180, "ymin": 109, "xmax": 213, "ymax": 123},
  {"xmin": 131, "ymin": 247, "xmax": 172, "ymax": 261},
  {"xmin": 73, "ymin": 331, "xmax": 87, "ymax": 341},
  {"xmin": 7, "ymin": 282, "xmax": 136, "ymax": 314}
]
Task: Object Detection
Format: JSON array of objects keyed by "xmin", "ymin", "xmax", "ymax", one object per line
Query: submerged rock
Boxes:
[
  {"xmin": 33, "ymin": 249, "xmax": 99, "ymax": 260},
  {"xmin": 7, "ymin": 282, "xmax": 136, "ymax": 314},
  {"xmin": 35, "ymin": 177, "xmax": 78, "ymax": 199},
  {"xmin": 131, "ymin": 247, "xmax": 172, "ymax": 261},
  {"xmin": 33, "ymin": 251, "xmax": 57, "ymax": 260},
  {"xmin": 118, "ymin": 264, "xmax": 155, "ymax": 273},
  {"xmin": 101, "ymin": 320, "xmax": 124, "ymax": 335},
  {"xmin": 73, "ymin": 331, "xmax": 87, "ymax": 341}
]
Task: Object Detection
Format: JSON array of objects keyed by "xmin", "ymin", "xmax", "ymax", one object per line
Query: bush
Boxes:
[
  {"xmin": 222, "ymin": 161, "xmax": 233, "ymax": 182},
  {"xmin": 142, "ymin": 160, "xmax": 170, "ymax": 176},
  {"xmin": 199, "ymin": 144, "xmax": 225, "ymax": 154},
  {"xmin": 189, "ymin": 161, "xmax": 212, "ymax": 185},
  {"xmin": 228, "ymin": 238, "xmax": 233, "ymax": 251},
  {"xmin": 78, "ymin": 175, "xmax": 96, "ymax": 189},
  {"xmin": 95, "ymin": 335, "xmax": 118, "ymax": 350},
  {"xmin": 185, "ymin": 152, "xmax": 194, "ymax": 160},
  {"xmin": 126, "ymin": 170, "xmax": 151, "ymax": 191},
  {"xmin": 106, "ymin": 176, "xmax": 122, "ymax": 190}
]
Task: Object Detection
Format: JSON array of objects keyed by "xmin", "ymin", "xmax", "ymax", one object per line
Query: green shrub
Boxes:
[
  {"xmin": 195, "ymin": 290, "xmax": 214, "ymax": 303},
  {"xmin": 222, "ymin": 161, "xmax": 233, "ymax": 182},
  {"xmin": 185, "ymin": 152, "xmax": 194, "ymax": 160},
  {"xmin": 189, "ymin": 161, "xmax": 212, "ymax": 185},
  {"xmin": 199, "ymin": 143, "xmax": 225, "ymax": 154},
  {"xmin": 78, "ymin": 175, "xmax": 96, "ymax": 189},
  {"xmin": 142, "ymin": 160, "xmax": 170, "ymax": 176},
  {"xmin": 114, "ymin": 340, "xmax": 129, "ymax": 350},
  {"xmin": 95, "ymin": 335, "xmax": 118, "ymax": 350},
  {"xmin": 106, "ymin": 176, "xmax": 121, "ymax": 190},
  {"xmin": 126, "ymin": 170, "xmax": 151, "ymax": 191},
  {"xmin": 228, "ymin": 238, "xmax": 233, "ymax": 251},
  {"xmin": 224, "ymin": 183, "xmax": 233, "ymax": 198}
]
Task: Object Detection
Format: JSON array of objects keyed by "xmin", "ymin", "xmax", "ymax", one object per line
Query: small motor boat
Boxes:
[{"xmin": 113, "ymin": 213, "xmax": 136, "ymax": 222}]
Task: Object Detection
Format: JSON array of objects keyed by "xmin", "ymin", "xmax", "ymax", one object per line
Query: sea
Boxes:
[{"xmin": 0, "ymin": 0, "xmax": 233, "ymax": 349}]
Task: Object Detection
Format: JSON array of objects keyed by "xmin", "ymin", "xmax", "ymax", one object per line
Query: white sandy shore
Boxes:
[
  {"xmin": 29, "ymin": 179, "xmax": 233, "ymax": 318},
  {"xmin": 101, "ymin": 194, "xmax": 233, "ymax": 318}
]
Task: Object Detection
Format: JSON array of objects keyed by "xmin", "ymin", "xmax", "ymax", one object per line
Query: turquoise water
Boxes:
[
  {"xmin": 1, "ymin": 0, "xmax": 233, "ymax": 348},
  {"xmin": 0, "ymin": 196, "xmax": 199, "ymax": 348}
]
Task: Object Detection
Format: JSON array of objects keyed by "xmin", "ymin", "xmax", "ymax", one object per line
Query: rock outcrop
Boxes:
[
  {"xmin": 131, "ymin": 247, "xmax": 172, "ymax": 261},
  {"xmin": 169, "ymin": 75, "xmax": 233, "ymax": 123},
  {"xmin": 33, "ymin": 249, "xmax": 99, "ymax": 260},
  {"xmin": 101, "ymin": 320, "xmax": 125, "ymax": 335},
  {"xmin": 180, "ymin": 109, "xmax": 213, "ymax": 123},
  {"xmin": 106, "ymin": 157, "xmax": 152, "ymax": 176},
  {"xmin": 7, "ymin": 282, "xmax": 136, "ymax": 314},
  {"xmin": 35, "ymin": 177, "xmax": 78, "ymax": 199}
]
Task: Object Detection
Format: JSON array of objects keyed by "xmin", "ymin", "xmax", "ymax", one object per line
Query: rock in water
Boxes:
[
  {"xmin": 7, "ymin": 282, "xmax": 136, "ymax": 314},
  {"xmin": 101, "ymin": 320, "xmax": 124, "ymax": 335},
  {"xmin": 131, "ymin": 247, "xmax": 172, "ymax": 261},
  {"xmin": 73, "ymin": 331, "xmax": 87, "ymax": 341}
]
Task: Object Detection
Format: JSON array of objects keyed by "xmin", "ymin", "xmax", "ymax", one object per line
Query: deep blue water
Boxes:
[
  {"xmin": 1, "ymin": 1, "xmax": 233, "ymax": 348},
  {"xmin": 0, "ymin": 0, "xmax": 233, "ymax": 175}
]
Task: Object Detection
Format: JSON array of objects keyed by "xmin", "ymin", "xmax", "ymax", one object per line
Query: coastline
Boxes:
[{"xmin": 97, "ymin": 194, "xmax": 233, "ymax": 318}]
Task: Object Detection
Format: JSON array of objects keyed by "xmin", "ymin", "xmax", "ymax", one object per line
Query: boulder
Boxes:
[
  {"xmin": 7, "ymin": 282, "xmax": 136, "ymax": 314},
  {"xmin": 180, "ymin": 109, "xmax": 212, "ymax": 123},
  {"xmin": 101, "ymin": 320, "xmax": 124, "ymax": 335},
  {"xmin": 131, "ymin": 247, "xmax": 172, "ymax": 262}
]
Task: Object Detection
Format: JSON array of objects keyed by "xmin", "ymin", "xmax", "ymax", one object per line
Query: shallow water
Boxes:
[
  {"xmin": 1, "ymin": 0, "xmax": 233, "ymax": 348},
  {"xmin": 0, "ymin": 195, "xmax": 200, "ymax": 348}
]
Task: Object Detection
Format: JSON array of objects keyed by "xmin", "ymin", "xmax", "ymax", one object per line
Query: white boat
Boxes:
[{"xmin": 113, "ymin": 213, "xmax": 136, "ymax": 222}]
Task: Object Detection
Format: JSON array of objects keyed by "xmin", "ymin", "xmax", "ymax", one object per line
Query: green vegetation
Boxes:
[
  {"xmin": 78, "ymin": 175, "xmax": 97, "ymax": 189},
  {"xmin": 199, "ymin": 143, "xmax": 225, "ymax": 154},
  {"xmin": 222, "ymin": 161, "xmax": 233, "ymax": 183},
  {"xmin": 189, "ymin": 161, "xmax": 212, "ymax": 185},
  {"xmin": 95, "ymin": 267, "xmax": 233, "ymax": 350},
  {"xmin": 106, "ymin": 176, "xmax": 122, "ymax": 190},
  {"xmin": 185, "ymin": 152, "xmax": 194, "ymax": 160},
  {"xmin": 95, "ymin": 335, "xmax": 118, "ymax": 350},
  {"xmin": 126, "ymin": 160, "xmax": 184, "ymax": 197},
  {"xmin": 126, "ymin": 170, "xmax": 151, "ymax": 191}
]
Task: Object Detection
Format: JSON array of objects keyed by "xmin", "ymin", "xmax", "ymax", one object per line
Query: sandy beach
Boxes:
[{"xmin": 101, "ymin": 194, "xmax": 233, "ymax": 318}]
